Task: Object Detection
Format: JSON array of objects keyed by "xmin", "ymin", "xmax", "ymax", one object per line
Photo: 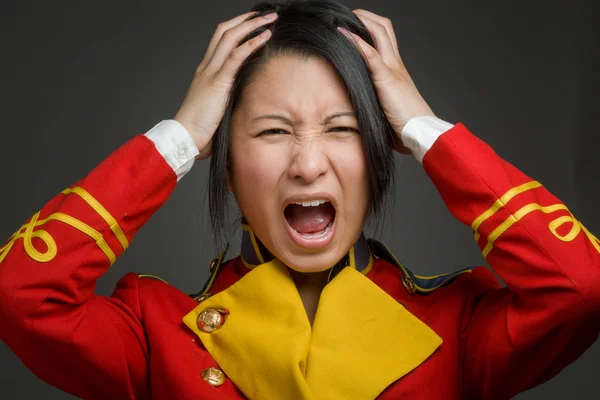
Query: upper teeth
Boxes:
[{"xmin": 294, "ymin": 199, "xmax": 329, "ymax": 207}]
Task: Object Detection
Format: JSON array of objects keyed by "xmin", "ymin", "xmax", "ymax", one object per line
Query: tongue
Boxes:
[{"xmin": 285, "ymin": 203, "xmax": 335, "ymax": 234}]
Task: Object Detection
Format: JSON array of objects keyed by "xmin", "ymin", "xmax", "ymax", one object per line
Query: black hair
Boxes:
[{"xmin": 209, "ymin": 0, "xmax": 395, "ymax": 248}]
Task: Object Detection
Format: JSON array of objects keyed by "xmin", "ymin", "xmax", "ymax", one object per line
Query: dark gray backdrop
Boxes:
[{"xmin": 1, "ymin": 0, "xmax": 598, "ymax": 398}]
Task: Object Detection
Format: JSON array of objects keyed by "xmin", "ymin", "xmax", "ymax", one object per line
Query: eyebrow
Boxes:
[{"xmin": 251, "ymin": 111, "xmax": 356, "ymax": 126}]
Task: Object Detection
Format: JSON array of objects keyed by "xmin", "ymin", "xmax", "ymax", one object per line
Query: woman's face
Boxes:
[{"xmin": 229, "ymin": 54, "xmax": 371, "ymax": 273}]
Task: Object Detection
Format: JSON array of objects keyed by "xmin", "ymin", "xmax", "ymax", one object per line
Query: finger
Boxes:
[
  {"xmin": 217, "ymin": 29, "xmax": 272, "ymax": 79},
  {"xmin": 206, "ymin": 12, "xmax": 277, "ymax": 72},
  {"xmin": 353, "ymin": 9, "xmax": 400, "ymax": 59},
  {"xmin": 353, "ymin": 13, "xmax": 399, "ymax": 68},
  {"xmin": 337, "ymin": 27, "xmax": 388, "ymax": 79},
  {"xmin": 197, "ymin": 11, "xmax": 259, "ymax": 73}
]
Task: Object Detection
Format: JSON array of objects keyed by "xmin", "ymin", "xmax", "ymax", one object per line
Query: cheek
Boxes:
[
  {"xmin": 229, "ymin": 142, "xmax": 285, "ymax": 207},
  {"xmin": 333, "ymin": 141, "xmax": 371, "ymax": 199}
]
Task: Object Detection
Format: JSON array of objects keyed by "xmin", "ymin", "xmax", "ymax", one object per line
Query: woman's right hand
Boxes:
[{"xmin": 173, "ymin": 11, "xmax": 278, "ymax": 160}]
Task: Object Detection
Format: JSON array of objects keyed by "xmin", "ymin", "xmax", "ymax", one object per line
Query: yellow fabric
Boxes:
[
  {"xmin": 183, "ymin": 260, "xmax": 442, "ymax": 400},
  {"xmin": 183, "ymin": 259, "xmax": 313, "ymax": 399},
  {"xmin": 306, "ymin": 267, "xmax": 443, "ymax": 399}
]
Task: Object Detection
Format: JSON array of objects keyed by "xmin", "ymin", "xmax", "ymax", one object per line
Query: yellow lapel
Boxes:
[
  {"xmin": 183, "ymin": 260, "xmax": 442, "ymax": 400},
  {"xmin": 306, "ymin": 267, "xmax": 442, "ymax": 399},
  {"xmin": 183, "ymin": 259, "xmax": 313, "ymax": 399}
]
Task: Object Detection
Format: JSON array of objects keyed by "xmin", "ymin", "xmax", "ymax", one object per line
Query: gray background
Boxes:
[{"xmin": 1, "ymin": 0, "xmax": 598, "ymax": 398}]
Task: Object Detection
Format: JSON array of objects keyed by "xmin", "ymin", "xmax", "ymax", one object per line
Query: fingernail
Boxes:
[{"xmin": 264, "ymin": 12, "xmax": 277, "ymax": 20}]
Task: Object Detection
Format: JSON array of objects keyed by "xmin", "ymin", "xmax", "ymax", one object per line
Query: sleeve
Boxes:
[
  {"xmin": 409, "ymin": 121, "xmax": 600, "ymax": 399},
  {"xmin": 0, "ymin": 121, "xmax": 195, "ymax": 399}
]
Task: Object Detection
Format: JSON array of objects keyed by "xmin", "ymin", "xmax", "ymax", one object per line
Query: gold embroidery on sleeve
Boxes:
[
  {"xmin": 61, "ymin": 187, "xmax": 129, "ymax": 251},
  {"xmin": 0, "ymin": 187, "xmax": 128, "ymax": 265},
  {"xmin": 482, "ymin": 203, "xmax": 599, "ymax": 258},
  {"xmin": 472, "ymin": 181, "xmax": 542, "ymax": 242}
]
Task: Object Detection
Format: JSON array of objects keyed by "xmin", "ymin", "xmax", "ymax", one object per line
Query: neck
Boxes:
[
  {"xmin": 238, "ymin": 222, "xmax": 374, "ymax": 323},
  {"xmin": 288, "ymin": 268, "xmax": 330, "ymax": 325}
]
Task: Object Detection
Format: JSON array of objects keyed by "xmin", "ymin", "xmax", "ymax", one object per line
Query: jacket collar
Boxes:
[
  {"xmin": 183, "ymin": 223, "xmax": 444, "ymax": 398},
  {"xmin": 240, "ymin": 222, "xmax": 373, "ymax": 280},
  {"xmin": 183, "ymin": 259, "xmax": 443, "ymax": 399}
]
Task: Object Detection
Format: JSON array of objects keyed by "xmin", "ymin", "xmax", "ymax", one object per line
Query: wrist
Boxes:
[
  {"xmin": 400, "ymin": 116, "xmax": 454, "ymax": 163},
  {"xmin": 172, "ymin": 116, "xmax": 213, "ymax": 159},
  {"xmin": 144, "ymin": 120, "xmax": 199, "ymax": 181}
]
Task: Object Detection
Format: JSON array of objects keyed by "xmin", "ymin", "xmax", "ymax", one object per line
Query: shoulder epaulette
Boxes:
[
  {"xmin": 368, "ymin": 239, "xmax": 475, "ymax": 295},
  {"xmin": 137, "ymin": 273, "xmax": 169, "ymax": 285},
  {"xmin": 189, "ymin": 244, "xmax": 229, "ymax": 302}
]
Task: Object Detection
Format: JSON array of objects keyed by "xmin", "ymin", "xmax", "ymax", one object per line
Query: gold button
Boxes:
[
  {"xmin": 209, "ymin": 258, "xmax": 218, "ymax": 272},
  {"xmin": 201, "ymin": 367, "xmax": 226, "ymax": 387},
  {"xmin": 197, "ymin": 308, "xmax": 226, "ymax": 333},
  {"xmin": 194, "ymin": 292, "xmax": 212, "ymax": 303},
  {"xmin": 402, "ymin": 274, "xmax": 416, "ymax": 295}
]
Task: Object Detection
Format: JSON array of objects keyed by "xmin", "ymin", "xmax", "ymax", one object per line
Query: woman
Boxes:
[{"xmin": 1, "ymin": 0, "xmax": 598, "ymax": 399}]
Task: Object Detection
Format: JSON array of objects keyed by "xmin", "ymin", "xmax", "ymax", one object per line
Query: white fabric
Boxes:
[
  {"xmin": 400, "ymin": 116, "xmax": 454, "ymax": 163},
  {"xmin": 144, "ymin": 120, "xmax": 199, "ymax": 181}
]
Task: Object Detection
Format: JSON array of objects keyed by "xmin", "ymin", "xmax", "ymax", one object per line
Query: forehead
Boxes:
[{"xmin": 238, "ymin": 55, "xmax": 353, "ymax": 120}]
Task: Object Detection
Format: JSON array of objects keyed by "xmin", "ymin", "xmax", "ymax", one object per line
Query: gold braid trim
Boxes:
[{"xmin": 0, "ymin": 187, "xmax": 128, "ymax": 265}]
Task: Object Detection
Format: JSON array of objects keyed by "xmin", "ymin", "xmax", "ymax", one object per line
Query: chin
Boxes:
[
  {"xmin": 276, "ymin": 228, "xmax": 350, "ymax": 274},
  {"xmin": 280, "ymin": 250, "xmax": 344, "ymax": 274}
]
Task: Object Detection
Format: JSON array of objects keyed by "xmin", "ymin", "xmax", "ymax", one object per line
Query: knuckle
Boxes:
[
  {"xmin": 383, "ymin": 17, "xmax": 393, "ymax": 28},
  {"xmin": 221, "ymin": 29, "xmax": 234, "ymax": 41},
  {"xmin": 193, "ymin": 68, "xmax": 209, "ymax": 82},
  {"xmin": 200, "ymin": 63, "xmax": 216, "ymax": 77},
  {"xmin": 249, "ymin": 33, "xmax": 264, "ymax": 46},
  {"xmin": 228, "ymin": 47, "xmax": 243, "ymax": 62},
  {"xmin": 215, "ymin": 22, "xmax": 227, "ymax": 34},
  {"xmin": 374, "ymin": 23, "xmax": 386, "ymax": 33}
]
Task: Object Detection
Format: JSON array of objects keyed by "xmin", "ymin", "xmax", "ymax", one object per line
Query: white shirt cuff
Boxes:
[
  {"xmin": 401, "ymin": 116, "xmax": 454, "ymax": 163},
  {"xmin": 144, "ymin": 120, "xmax": 199, "ymax": 181}
]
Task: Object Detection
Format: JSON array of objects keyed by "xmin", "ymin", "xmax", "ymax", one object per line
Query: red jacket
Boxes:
[{"xmin": 0, "ymin": 123, "xmax": 598, "ymax": 399}]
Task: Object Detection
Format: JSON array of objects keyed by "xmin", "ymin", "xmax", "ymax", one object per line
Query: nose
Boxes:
[{"xmin": 287, "ymin": 140, "xmax": 329, "ymax": 184}]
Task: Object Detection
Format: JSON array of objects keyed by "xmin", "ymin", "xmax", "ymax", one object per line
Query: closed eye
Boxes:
[
  {"xmin": 329, "ymin": 126, "xmax": 360, "ymax": 133},
  {"xmin": 259, "ymin": 128, "xmax": 289, "ymax": 136},
  {"xmin": 258, "ymin": 127, "xmax": 360, "ymax": 136}
]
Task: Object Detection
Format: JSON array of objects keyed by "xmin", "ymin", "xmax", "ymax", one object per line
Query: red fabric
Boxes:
[{"xmin": 0, "ymin": 126, "xmax": 598, "ymax": 400}]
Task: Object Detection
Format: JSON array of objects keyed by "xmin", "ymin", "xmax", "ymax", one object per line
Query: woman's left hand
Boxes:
[{"xmin": 338, "ymin": 9, "xmax": 436, "ymax": 154}]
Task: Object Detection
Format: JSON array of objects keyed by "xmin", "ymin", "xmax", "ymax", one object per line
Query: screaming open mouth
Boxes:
[{"xmin": 283, "ymin": 199, "xmax": 336, "ymax": 248}]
